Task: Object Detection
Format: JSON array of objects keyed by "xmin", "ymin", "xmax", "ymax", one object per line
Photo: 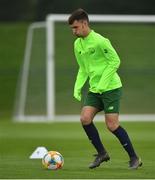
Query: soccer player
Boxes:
[{"xmin": 68, "ymin": 8, "xmax": 142, "ymax": 169}]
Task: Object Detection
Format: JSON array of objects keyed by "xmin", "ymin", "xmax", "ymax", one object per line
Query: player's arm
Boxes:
[
  {"xmin": 97, "ymin": 38, "xmax": 120, "ymax": 92},
  {"xmin": 74, "ymin": 67, "xmax": 88, "ymax": 101},
  {"xmin": 74, "ymin": 46, "xmax": 88, "ymax": 101}
]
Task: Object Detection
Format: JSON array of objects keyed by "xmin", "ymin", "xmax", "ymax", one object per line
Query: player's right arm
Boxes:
[
  {"xmin": 74, "ymin": 42, "xmax": 88, "ymax": 101},
  {"xmin": 74, "ymin": 67, "xmax": 88, "ymax": 101}
]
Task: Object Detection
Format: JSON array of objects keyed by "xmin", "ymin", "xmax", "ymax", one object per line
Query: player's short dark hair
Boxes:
[{"xmin": 68, "ymin": 8, "xmax": 89, "ymax": 25}]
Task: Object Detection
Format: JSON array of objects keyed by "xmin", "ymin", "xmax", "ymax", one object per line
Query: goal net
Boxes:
[{"xmin": 13, "ymin": 15, "xmax": 155, "ymax": 122}]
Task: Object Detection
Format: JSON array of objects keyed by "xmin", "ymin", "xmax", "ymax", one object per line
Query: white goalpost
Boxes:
[{"xmin": 13, "ymin": 14, "xmax": 155, "ymax": 122}]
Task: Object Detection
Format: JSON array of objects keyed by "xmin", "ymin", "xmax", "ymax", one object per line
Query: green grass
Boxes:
[
  {"xmin": 0, "ymin": 23, "xmax": 29, "ymax": 117},
  {"xmin": 0, "ymin": 120, "xmax": 155, "ymax": 179}
]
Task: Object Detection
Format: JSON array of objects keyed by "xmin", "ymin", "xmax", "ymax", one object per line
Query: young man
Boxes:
[{"xmin": 68, "ymin": 8, "xmax": 142, "ymax": 169}]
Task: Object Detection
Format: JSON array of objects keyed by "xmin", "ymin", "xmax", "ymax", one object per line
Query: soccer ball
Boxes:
[{"xmin": 42, "ymin": 151, "xmax": 64, "ymax": 170}]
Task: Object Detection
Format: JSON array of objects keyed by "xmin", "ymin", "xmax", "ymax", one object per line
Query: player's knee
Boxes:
[
  {"xmin": 105, "ymin": 114, "xmax": 119, "ymax": 131},
  {"xmin": 106, "ymin": 122, "xmax": 119, "ymax": 132},
  {"xmin": 80, "ymin": 115, "xmax": 92, "ymax": 125}
]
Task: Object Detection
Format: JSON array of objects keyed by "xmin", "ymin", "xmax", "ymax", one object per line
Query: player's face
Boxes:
[{"xmin": 70, "ymin": 20, "xmax": 87, "ymax": 37}]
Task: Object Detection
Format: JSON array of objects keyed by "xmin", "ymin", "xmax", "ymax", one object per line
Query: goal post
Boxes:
[
  {"xmin": 13, "ymin": 14, "xmax": 155, "ymax": 122},
  {"xmin": 13, "ymin": 22, "xmax": 47, "ymax": 122}
]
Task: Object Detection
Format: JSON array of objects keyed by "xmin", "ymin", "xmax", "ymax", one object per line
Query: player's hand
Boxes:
[{"xmin": 74, "ymin": 91, "xmax": 81, "ymax": 101}]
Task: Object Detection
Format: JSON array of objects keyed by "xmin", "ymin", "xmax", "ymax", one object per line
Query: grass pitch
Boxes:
[{"xmin": 0, "ymin": 120, "xmax": 154, "ymax": 179}]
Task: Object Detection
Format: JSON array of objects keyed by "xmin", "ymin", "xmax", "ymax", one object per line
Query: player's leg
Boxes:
[
  {"xmin": 81, "ymin": 106, "xmax": 110, "ymax": 169},
  {"xmin": 103, "ymin": 88, "xmax": 142, "ymax": 169},
  {"xmin": 105, "ymin": 113, "xmax": 142, "ymax": 169},
  {"xmin": 81, "ymin": 106, "xmax": 106, "ymax": 154},
  {"xmin": 81, "ymin": 92, "xmax": 110, "ymax": 168},
  {"xmin": 105, "ymin": 113, "xmax": 137, "ymax": 158}
]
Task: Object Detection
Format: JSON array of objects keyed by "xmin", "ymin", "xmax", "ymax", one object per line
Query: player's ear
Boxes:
[{"xmin": 82, "ymin": 20, "xmax": 87, "ymax": 28}]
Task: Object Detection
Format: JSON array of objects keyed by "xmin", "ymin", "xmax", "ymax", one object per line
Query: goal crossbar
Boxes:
[{"xmin": 47, "ymin": 14, "xmax": 155, "ymax": 23}]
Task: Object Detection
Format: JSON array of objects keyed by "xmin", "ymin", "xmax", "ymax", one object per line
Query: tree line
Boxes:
[{"xmin": 0, "ymin": 0, "xmax": 154, "ymax": 21}]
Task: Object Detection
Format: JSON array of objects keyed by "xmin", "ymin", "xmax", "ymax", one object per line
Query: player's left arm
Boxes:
[{"xmin": 97, "ymin": 38, "xmax": 120, "ymax": 92}]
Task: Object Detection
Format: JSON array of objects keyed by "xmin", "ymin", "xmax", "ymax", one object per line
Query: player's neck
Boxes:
[{"xmin": 83, "ymin": 26, "xmax": 91, "ymax": 38}]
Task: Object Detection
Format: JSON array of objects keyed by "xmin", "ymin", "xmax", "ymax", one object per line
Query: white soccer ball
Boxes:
[{"xmin": 42, "ymin": 151, "xmax": 64, "ymax": 170}]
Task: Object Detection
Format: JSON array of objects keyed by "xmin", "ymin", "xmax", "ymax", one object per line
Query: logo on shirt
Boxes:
[
  {"xmin": 108, "ymin": 106, "xmax": 114, "ymax": 110},
  {"xmin": 88, "ymin": 47, "xmax": 95, "ymax": 54}
]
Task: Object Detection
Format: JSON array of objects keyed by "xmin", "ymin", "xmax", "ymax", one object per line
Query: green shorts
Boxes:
[{"xmin": 83, "ymin": 88, "xmax": 122, "ymax": 113}]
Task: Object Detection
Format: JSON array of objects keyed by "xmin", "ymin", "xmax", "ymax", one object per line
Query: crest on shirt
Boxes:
[{"xmin": 88, "ymin": 47, "xmax": 95, "ymax": 54}]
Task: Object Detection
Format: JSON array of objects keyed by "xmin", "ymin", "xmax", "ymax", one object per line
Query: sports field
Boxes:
[
  {"xmin": 0, "ymin": 120, "xmax": 154, "ymax": 179},
  {"xmin": 0, "ymin": 22, "xmax": 155, "ymax": 179}
]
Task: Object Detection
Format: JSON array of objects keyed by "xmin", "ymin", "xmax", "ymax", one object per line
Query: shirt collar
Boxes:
[{"xmin": 83, "ymin": 30, "xmax": 94, "ymax": 40}]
